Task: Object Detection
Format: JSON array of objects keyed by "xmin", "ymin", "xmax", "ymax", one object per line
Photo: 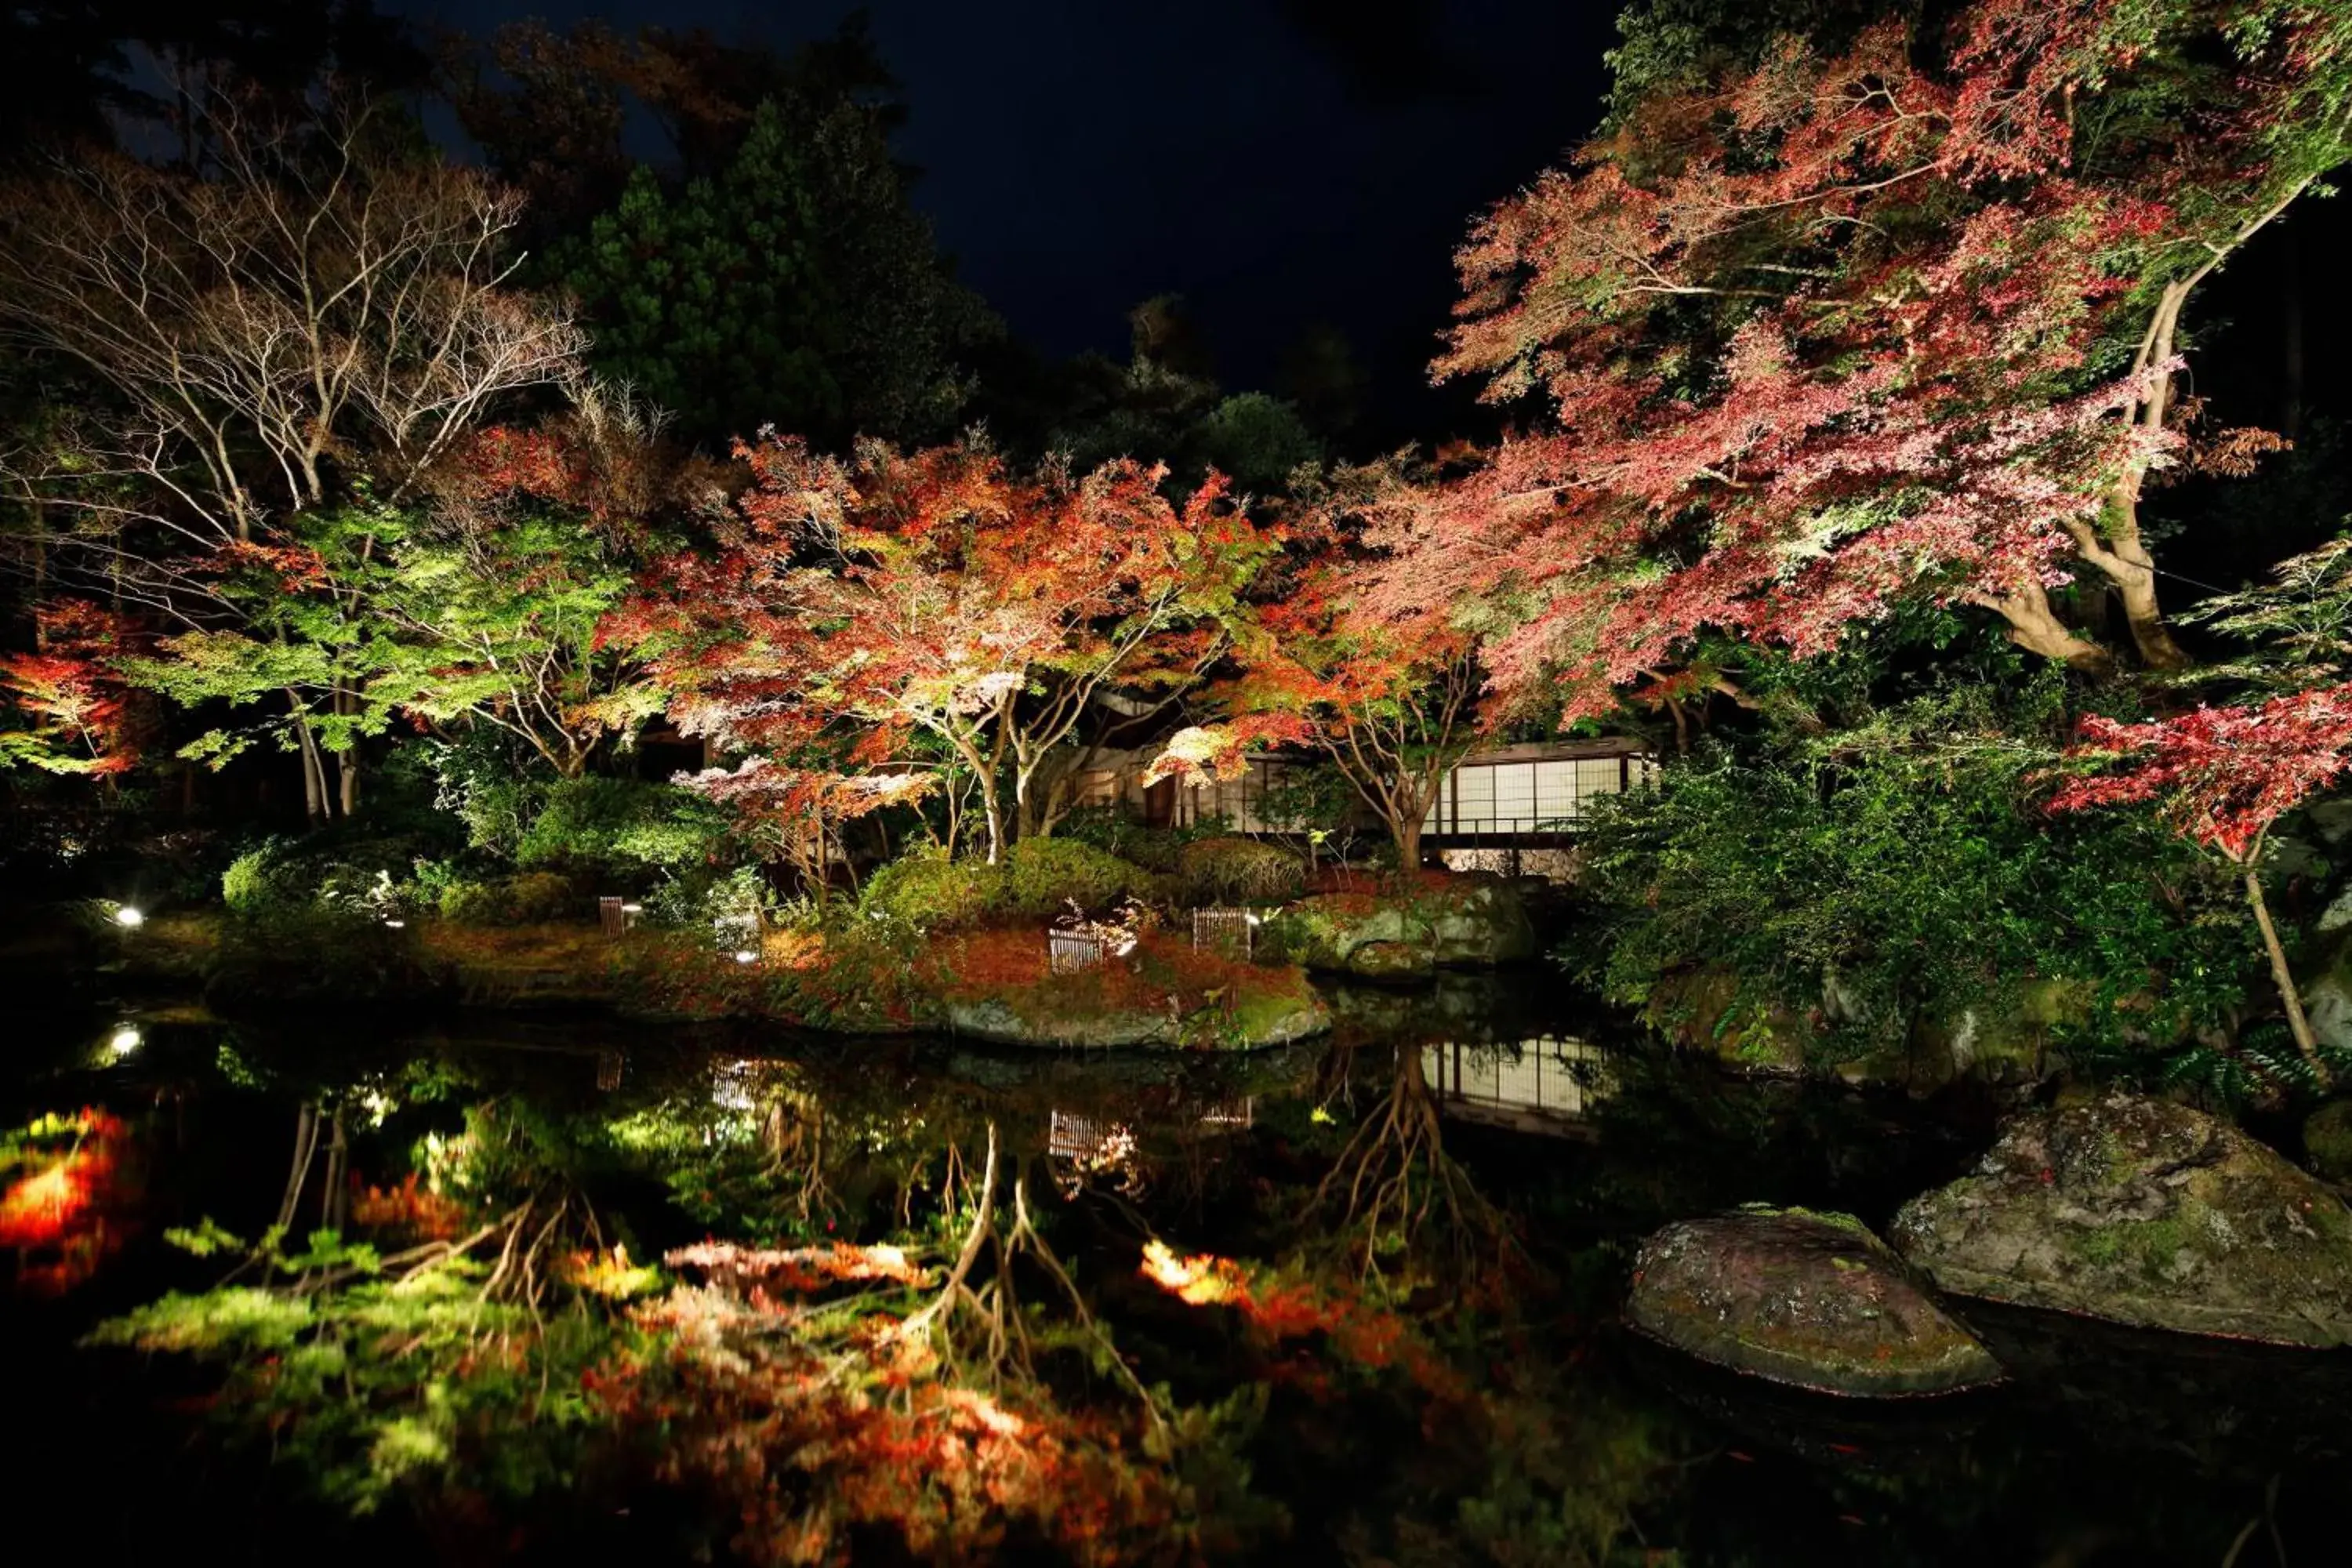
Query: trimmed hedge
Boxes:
[
  {"xmin": 1177, "ymin": 836, "xmax": 1305, "ymax": 906},
  {"xmin": 1004, "ymin": 838, "xmax": 1163, "ymax": 916},
  {"xmin": 858, "ymin": 850, "xmax": 1008, "ymax": 931}
]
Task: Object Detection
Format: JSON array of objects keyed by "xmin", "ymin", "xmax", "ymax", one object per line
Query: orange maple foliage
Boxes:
[
  {"xmin": 616, "ymin": 435, "xmax": 1275, "ymax": 862},
  {"xmin": 0, "ymin": 1108, "xmax": 138, "ymax": 1294},
  {"xmin": 0, "ymin": 600, "xmax": 143, "ymax": 777},
  {"xmin": 350, "ymin": 1172, "xmax": 470, "ymax": 1242},
  {"xmin": 1138, "ymin": 1240, "xmax": 1464, "ymax": 1403}
]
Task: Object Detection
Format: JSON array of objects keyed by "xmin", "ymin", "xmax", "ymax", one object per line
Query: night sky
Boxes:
[{"xmin": 393, "ymin": 1, "xmax": 1623, "ymax": 437}]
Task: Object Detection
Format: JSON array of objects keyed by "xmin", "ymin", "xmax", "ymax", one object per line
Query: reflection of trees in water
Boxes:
[
  {"xmin": 1311, "ymin": 1042, "xmax": 1513, "ymax": 1289},
  {"xmin": 65, "ymin": 1018, "xmax": 1721, "ymax": 1561},
  {"xmin": 898, "ymin": 1120, "xmax": 1163, "ymax": 1415}
]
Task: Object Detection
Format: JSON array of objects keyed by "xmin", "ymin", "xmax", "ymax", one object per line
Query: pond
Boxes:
[{"xmin": 5, "ymin": 978, "xmax": 2349, "ymax": 1566}]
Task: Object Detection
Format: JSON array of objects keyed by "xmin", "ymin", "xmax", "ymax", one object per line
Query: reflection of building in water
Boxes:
[
  {"xmin": 1423, "ymin": 1037, "xmax": 1610, "ymax": 1135},
  {"xmin": 1048, "ymin": 1110, "xmax": 1138, "ymax": 1168},
  {"xmin": 1047, "ymin": 1098, "xmax": 1255, "ymax": 1188}
]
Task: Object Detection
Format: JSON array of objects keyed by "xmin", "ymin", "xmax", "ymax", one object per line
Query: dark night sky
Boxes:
[{"xmin": 392, "ymin": 1, "xmax": 1624, "ymax": 437}]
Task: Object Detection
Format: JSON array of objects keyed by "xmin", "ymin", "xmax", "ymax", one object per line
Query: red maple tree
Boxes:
[
  {"xmin": 2049, "ymin": 685, "xmax": 2352, "ymax": 1073},
  {"xmin": 1367, "ymin": 0, "xmax": 2352, "ymax": 724},
  {"xmin": 619, "ymin": 436, "xmax": 1276, "ymax": 863},
  {"xmin": 1150, "ymin": 551, "xmax": 1479, "ymax": 869},
  {"xmin": 0, "ymin": 599, "xmax": 142, "ymax": 781}
]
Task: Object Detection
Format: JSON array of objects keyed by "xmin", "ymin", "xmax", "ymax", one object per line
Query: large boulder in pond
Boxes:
[
  {"xmin": 1261, "ymin": 874, "xmax": 1535, "ymax": 981},
  {"xmin": 1627, "ymin": 1207, "xmax": 2003, "ymax": 1396},
  {"xmin": 1889, "ymin": 1091, "xmax": 2352, "ymax": 1347}
]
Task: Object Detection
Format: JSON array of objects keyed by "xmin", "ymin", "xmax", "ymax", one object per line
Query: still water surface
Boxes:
[{"xmin": 5, "ymin": 980, "xmax": 2349, "ymax": 1565}]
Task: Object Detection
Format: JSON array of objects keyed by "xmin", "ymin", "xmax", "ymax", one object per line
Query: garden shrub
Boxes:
[
  {"xmin": 858, "ymin": 848, "xmax": 1007, "ymax": 931},
  {"xmin": 1177, "ymin": 836, "xmax": 1306, "ymax": 906},
  {"xmin": 222, "ymin": 834, "xmax": 431, "ymax": 919},
  {"xmin": 1577, "ymin": 727, "xmax": 2259, "ymax": 1068},
  {"xmin": 514, "ymin": 775, "xmax": 731, "ymax": 877},
  {"xmin": 1056, "ymin": 808, "xmax": 1229, "ymax": 873},
  {"xmin": 221, "ymin": 838, "xmax": 306, "ymax": 915},
  {"xmin": 638, "ymin": 864, "xmax": 775, "ymax": 944},
  {"xmin": 1003, "ymin": 837, "xmax": 1161, "ymax": 916},
  {"xmin": 437, "ymin": 871, "xmax": 584, "ymax": 927}
]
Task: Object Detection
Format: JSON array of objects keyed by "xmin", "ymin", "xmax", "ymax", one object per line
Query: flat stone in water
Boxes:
[{"xmin": 1628, "ymin": 1207, "xmax": 2003, "ymax": 1396}]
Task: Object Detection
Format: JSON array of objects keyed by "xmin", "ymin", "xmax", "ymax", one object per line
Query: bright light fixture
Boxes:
[
  {"xmin": 734, "ymin": 949, "xmax": 758, "ymax": 964},
  {"xmin": 108, "ymin": 1025, "xmax": 140, "ymax": 1056},
  {"xmin": 383, "ymin": 918, "xmax": 406, "ymax": 928},
  {"xmin": 113, "ymin": 906, "xmax": 145, "ymax": 928}
]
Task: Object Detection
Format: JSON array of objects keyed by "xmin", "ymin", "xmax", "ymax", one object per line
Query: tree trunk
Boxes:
[
  {"xmin": 1014, "ymin": 779, "xmax": 1048, "ymax": 843},
  {"xmin": 289, "ymin": 693, "xmax": 328, "ymax": 826},
  {"xmin": 2105, "ymin": 523, "xmax": 2190, "ymax": 671},
  {"xmin": 339, "ymin": 748, "xmax": 361, "ymax": 818},
  {"xmin": 979, "ymin": 787, "xmax": 1006, "ymax": 866},
  {"xmin": 2245, "ymin": 867, "xmax": 2330, "ymax": 1083},
  {"xmin": 1393, "ymin": 815, "xmax": 1424, "ymax": 873},
  {"xmin": 1986, "ymin": 581, "xmax": 2113, "ymax": 673}
]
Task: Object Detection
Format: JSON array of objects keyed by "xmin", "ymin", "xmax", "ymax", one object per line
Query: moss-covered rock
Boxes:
[
  {"xmin": 1649, "ymin": 965, "xmax": 2072, "ymax": 1087},
  {"xmin": 2304, "ymin": 1099, "xmax": 2352, "ymax": 1184},
  {"xmin": 1261, "ymin": 873, "xmax": 1535, "ymax": 981},
  {"xmin": 1642, "ymin": 965, "xmax": 1813, "ymax": 1076},
  {"xmin": 2301, "ymin": 931, "xmax": 2352, "ymax": 1054},
  {"xmin": 1627, "ymin": 1207, "xmax": 2002, "ymax": 1396},
  {"xmin": 1890, "ymin": 1091, "xmax": 2352, "ymax": 1346}
]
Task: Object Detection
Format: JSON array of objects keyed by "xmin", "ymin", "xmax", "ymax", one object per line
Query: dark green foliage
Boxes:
[
  {"xmin": 1603, "ymin": 0, "xmax": 1920, "ymax": 122},
  {"xmin": 1255, "ymin": 764, "xmax": 1369, "ymax": 864},
  {"xmin": 221, "ymin": 833, "xmax": 432, "ymax": 920},
  {"xmin": 857, "ymin": 847, "xmax": 1007, "ymax": 931},
  {"xmin": 1002, "ymin": 837, "xmax": 1163, "ymax": 916},
  {"xmin": 514, "ymin": 775, "xmax": 732, "ymax": 879},
  {"xmin": 2156, "ymin": 1022, "xmax": 2352, "ymax": 1109},
  {"xmin": 436, "ymin": 869, "xmax": 583, "ymax": 927},
  {"xmin": 1576, "ymin": 703, "xmax": 2262, "ymax": 1065},
  {"xmin": 1178, "ymin": 836, "xmax": 1308, "ymax": 906},
  {"xmin": 1185, "ymin": 392, "xmax": 1321, "ymax": 495},
  {"xmin": 557, "ymin": 97, "xmax": 992, "ymax": 447},
  {"xmin": 1054, "ymin": 807, "xmax": 1230, "ymax": 873}
]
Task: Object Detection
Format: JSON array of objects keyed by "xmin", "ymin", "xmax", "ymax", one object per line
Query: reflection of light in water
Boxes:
[{"xmin": 1423, "ymin": 1036, "xmax": 1611, "ymax": 1130}]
